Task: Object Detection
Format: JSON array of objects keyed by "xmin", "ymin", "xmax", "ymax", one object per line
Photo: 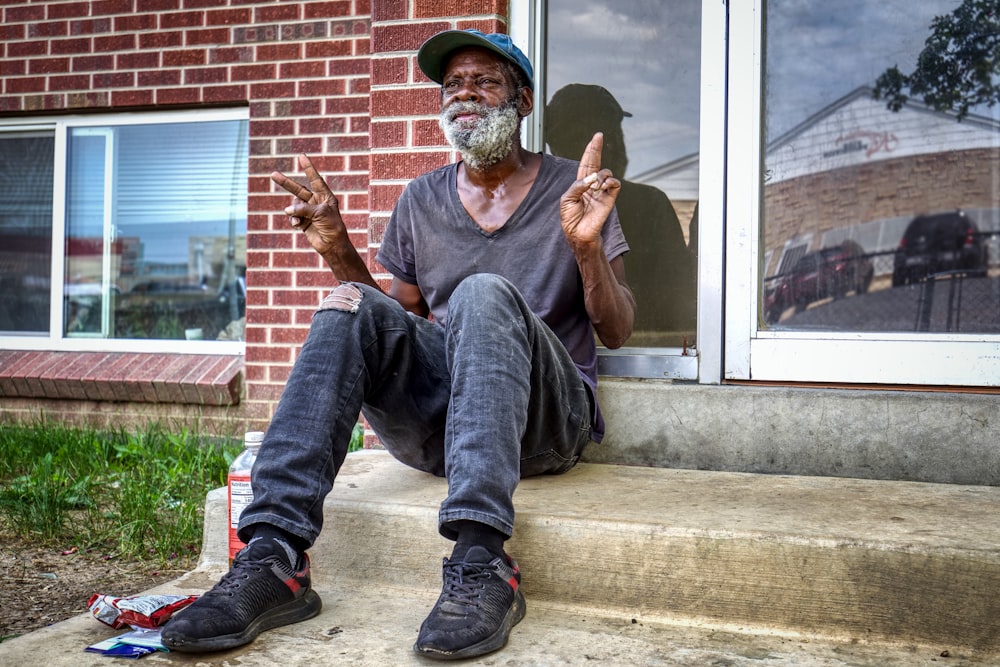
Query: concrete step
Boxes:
[
  {"xmin": 2, "ymin": 450, "xmax": 998, "ymax": 665},
  {"xmin": 202, "ymin": 450, "xmax": 1000, "ymax": 653},
  {"xmin": 3, "ymin": 574, "xmax": 989, "ymax": 666}
]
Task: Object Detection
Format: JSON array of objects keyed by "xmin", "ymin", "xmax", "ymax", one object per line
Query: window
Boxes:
[
  {"xmin": 0, "ymin": 132, "xmax": 54, "ymax": 335},
  {"xmin": 727, "ymin": 0, "xmax": 1000, "ymax": 385},
  {"xmin": 0, "ymin": 111, "xmax": 248, "ymax": 352}
]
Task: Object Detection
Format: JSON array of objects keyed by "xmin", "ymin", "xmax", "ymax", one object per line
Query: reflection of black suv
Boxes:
[{"xmin": 892, "ymin": 211, "xmax": 987, "ymax": 286}]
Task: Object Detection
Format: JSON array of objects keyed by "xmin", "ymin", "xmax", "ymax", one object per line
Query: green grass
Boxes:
[
  {"xmin": 0, "ymin": 420, "xmax": 365, "ymax": 564},
  {"xmin": 0, "ymin": 421, "xmax": 240, "ymax": 563}
]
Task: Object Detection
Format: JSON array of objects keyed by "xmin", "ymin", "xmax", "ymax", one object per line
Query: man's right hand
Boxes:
[
  {"xmin": 271, "ymin": 153, "xmax": 350, "ymax": 260},
  {"xmin": 271, "ymin": 153, "xmax": 378, "ymax": 289}
]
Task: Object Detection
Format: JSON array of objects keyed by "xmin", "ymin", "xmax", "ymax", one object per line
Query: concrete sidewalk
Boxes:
[{"xmin": 2, "ymin": 450, "xmax": 998, "ymax": 665}]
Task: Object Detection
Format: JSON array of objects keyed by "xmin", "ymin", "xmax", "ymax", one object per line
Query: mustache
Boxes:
[{"xmin": 442, "ymin": 101, "xmax": 490, "ymax": 122}]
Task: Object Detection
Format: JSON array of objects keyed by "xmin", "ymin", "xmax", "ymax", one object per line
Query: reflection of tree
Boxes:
[{"xmin": 873, "ymin": 0, "xmax": 999, "ymax": 120}]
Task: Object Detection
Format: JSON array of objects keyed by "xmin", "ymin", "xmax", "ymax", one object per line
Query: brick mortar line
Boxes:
[
  {"xmin": 371, "ymin": 84, "xmax": 438, "ymax": 92},
  {"xmin": 368, "ymin": 145, "xmax": 451, "ymax": 154},
  {"xmin": 3, "ymin": 27, "xmax": 366, "ymax": 49},
  {"xmin": 370, "ymin": 116, "xmax": 440, "ymax": 124},
  {"xmin": 370, "ymin": 16, "xmax": 502, "ymax": 27},
  {"xmin": 9, "ymin": 81, "xmax": 371, "ymax": 89}
]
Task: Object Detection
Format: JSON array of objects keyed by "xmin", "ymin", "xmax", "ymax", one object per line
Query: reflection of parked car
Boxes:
[
  {"xmin": 129, "ymin": 281, "xmax": 209, "ymax": 295},
  {"xmin": 766, "ymin": 240, "xmax": 874, "ymax": 322},
  {"xmin": 892, "ymin": 211, "xmax": 987, "ymax": 286}
]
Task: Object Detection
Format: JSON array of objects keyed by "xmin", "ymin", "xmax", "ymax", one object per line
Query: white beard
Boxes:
[{"xmin": 439, "ymin": 100, "xmax": 520, "ymax": 170}]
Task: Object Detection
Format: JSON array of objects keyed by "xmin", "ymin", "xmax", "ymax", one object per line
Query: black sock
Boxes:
[
  {"xmin": 245, "ymin": 524, "xmax": 308, "ymax": 565},
  {"xmin": 451, "ymin": 521, "xmax": 506, "ymax": 561}
]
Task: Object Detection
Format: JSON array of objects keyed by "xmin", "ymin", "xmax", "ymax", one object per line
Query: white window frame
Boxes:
[
  {"xmin": 513, "ymin": 0, "xmax": 728, "ymax": 383},
  {"xmin": 724, "ymin": 0, "xmax": 1000, "ymax": 387},
  {"xmin": 0, "ymin": 108, "xmax": 248, "ymax": 355}
]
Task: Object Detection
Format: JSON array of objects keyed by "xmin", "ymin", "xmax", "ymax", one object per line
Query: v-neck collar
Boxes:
[{"xmin": 450, "ymin": 153, "xmax": 548, "ymax": 239}]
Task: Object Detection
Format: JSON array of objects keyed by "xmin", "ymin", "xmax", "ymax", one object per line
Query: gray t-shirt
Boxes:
[{"xmin": 376, "ymin": 152, "xmax": 629, "ymax": 441}]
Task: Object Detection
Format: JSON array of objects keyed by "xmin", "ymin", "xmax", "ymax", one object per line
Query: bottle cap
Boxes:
[{"xmin": 244, "ymin": 431, "xmax": 265, "ymax": 450}]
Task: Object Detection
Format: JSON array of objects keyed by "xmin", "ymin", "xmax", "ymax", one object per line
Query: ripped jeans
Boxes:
[{"xmin": 239, "ymin": 274, "xmax": 594, "ymax": 546}]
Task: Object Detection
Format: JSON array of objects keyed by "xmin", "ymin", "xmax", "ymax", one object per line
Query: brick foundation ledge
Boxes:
[{"xmin": 0, "ymin": 350, "xmax": 242, "ymax": 406}]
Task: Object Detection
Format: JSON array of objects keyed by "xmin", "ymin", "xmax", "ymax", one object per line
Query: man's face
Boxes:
[{"xmin": 437, "ymin": 48, "xmax": 527, "ymax": 170}]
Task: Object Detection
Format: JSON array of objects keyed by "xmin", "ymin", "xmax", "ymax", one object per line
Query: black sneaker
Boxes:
[
  {"xmin": 161, "ymin": 538, "xmax": 322, "ymax": 653},
  {"xmin": 414, "ymin": 545, "xmax": 526, "ymax": 660}
]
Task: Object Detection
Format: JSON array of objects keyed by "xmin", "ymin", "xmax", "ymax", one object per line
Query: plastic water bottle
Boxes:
[{"xmin": 228, "ymin": 431, "xmax": 264, "ymax": 562}]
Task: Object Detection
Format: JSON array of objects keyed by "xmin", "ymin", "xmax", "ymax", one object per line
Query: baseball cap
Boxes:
[
  {"xmin": 546, "ymin": 84, "xmax": 632, "ymax": 125},
  {"xmin": 417, "ymin": 29, "xmax": 534, "ymax": 90}
]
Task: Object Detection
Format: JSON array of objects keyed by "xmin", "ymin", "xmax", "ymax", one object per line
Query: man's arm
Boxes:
[
  {"xmin": 388, "ymin": 278, "xmax": 430, "ymax": 318},
  {"xmin": 273, "ymin": 154, "xmax": 431, "ymax": 318},
  {"xmin": 574, "ymin": 246, "xmax": 634, "ymax": 350},
  {"xmin": 271, "ymin": 153, "xmax": 380, "ymax": 290},
  {"xmin": 560, "ymin": 133, "xmax": 636, "ymax": 349}
]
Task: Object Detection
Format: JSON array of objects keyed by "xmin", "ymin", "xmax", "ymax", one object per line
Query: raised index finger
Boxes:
[{"xmin": 577, "ymin": 132, "xmax": 604, "ymax": 181}]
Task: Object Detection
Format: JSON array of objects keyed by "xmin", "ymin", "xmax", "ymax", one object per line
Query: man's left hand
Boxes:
[{"xmin": 559, "ymin": 132, "xmax": 621, "ymax": 251}]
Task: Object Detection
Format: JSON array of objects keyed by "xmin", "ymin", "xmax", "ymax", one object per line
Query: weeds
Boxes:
[
  {"xmin": 0, "ymin": 421, "xmax": 240, "ymax": 563},
  {"xmin": 0, "ymin": 420, "xmax": 366, "ymax": 564}
]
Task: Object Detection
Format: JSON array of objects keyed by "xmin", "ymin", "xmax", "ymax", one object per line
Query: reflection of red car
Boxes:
[{"xmin": 767, "ymin": 241, "xmax": 874, "ymax": 322}]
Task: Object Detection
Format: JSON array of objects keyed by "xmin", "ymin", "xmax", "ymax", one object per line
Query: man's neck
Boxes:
[
  {"xmin": 455, "ymin": 144, "xmax": 542, "ymax": 233},
  {"xmin": 461, "ymin": 145, "xmax": 533, "ymax": 189}
]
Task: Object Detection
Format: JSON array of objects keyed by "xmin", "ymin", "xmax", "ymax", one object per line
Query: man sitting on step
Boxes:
[{"xmin": 161, "ymin": 28, "xmax": 634, "ymax": 661}]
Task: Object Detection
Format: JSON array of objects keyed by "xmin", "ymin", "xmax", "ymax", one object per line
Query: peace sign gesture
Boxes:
[
  {"xmin": 271, "ymin": 154, "xmax": 376, "ymax": 287},
  {"xmin": 271, "ymin": 154, "xmax": 349, "ymax": 260}
]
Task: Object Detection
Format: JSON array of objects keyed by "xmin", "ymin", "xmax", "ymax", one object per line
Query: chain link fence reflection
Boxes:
[{"xmin": 764, "ymin": 231, "xmax": 1000, "ymax": 333}]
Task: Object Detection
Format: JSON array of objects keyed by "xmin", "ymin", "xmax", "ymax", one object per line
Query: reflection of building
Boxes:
[
  {"xmin": 762, "ymin": 87, "xmax": 999, "ymax": 278},
  {"xmin": 635, "ymin": 87, "xmax": 1000, "ymax": 276},
  {"xmin": 65, "ymin": 237, "xmax": 140, "ymax": 287}
]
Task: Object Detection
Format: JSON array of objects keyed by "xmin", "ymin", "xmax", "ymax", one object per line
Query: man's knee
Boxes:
[
  {"xmin": 450, "ymin": 273, "xmax": 519, "ymax": 310},
  {"xmin": 318, "ymin": 283, "xmax": 364, "ymax": 312}
]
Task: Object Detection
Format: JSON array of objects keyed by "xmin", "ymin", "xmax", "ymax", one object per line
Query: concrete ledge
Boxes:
[
  {"xmin": 3, "ymin": 450, "xmax": 999, "ymax": 665},
  {"xmin": 594, "ymin": 379, "xmax": 1000, "ymax": 485},
  {"xmin": 1, "ymin": 576, "xmax": 978, "ymax": 666},
  {"xmin": 205, "ymin": 451, "xmax": 1000, "ymax": 653}
]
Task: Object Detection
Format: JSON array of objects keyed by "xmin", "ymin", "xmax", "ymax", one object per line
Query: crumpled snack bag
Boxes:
[{"xmin": 87, "ymin": 593, "xmax": 198, "ymax": 629}]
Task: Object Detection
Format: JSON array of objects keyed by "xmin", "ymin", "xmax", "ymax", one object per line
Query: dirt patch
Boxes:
[{"xmin": 0, "ymin": 533, "xmax": 195, "ymax": 641}]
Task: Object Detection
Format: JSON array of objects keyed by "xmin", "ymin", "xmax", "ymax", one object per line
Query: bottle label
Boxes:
[
  {"xmin": 229, "ymin": 477, "xmax": 253, "ymax": 527},
  {"xmin": 228, "ymin": 473, "xmax": 253, "ymax": 561}
]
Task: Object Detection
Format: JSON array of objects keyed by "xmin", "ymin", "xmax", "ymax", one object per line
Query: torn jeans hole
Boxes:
[{"xmin": 318, "ymin": 283, "xmax": 363, "ymax": 313}]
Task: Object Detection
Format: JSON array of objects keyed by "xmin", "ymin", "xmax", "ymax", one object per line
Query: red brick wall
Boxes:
[{"xmin": 0, "ymin": 0, "xmax": 509, "ymax": 433}]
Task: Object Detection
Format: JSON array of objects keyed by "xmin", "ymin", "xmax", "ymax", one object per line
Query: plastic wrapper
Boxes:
[{"xmin": 87, "ymin": 593, "xmax": 198, "ymax": 630}]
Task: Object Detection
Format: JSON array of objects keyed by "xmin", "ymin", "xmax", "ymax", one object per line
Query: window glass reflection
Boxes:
[
  {"xmin": 544, "ymin": 0, "xmax": 701, "ymax": 348},
  {"xmin": 0, "ymin": 133, "xmax": 54, "ymax": 334},
  {"xmin": 762, "ymin": 0, "xmax": 1000, "ymax": 333},
  {"xmin": 64, "ymin": 120, "xmax": 248, "ymax": 340}
]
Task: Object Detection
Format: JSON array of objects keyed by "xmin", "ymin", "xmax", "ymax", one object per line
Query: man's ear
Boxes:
[{"xmin": 517, "ymin": 87, "xmax": 534, "ymax": 119}]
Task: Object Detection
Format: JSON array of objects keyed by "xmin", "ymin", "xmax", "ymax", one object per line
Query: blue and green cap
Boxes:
[{"xmin": 417, "ymin": 29, "xmax": 534, "ymax": 90}]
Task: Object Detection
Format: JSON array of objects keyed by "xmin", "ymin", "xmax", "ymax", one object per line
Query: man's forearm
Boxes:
[
  {"xmin": 574, "ymin": 242, "xmax": 635, "ymax": 349},
  {"xmin": 321, "ymin": 243, "xmax": 381, "ymax": 291}
]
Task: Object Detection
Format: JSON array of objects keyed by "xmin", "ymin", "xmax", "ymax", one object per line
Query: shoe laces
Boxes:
[
  {"xmin": 207, "ymin": 558, "xmax": 265, "ymax": 598},
  {"xmin": 440, "ymin": 559, "xmax": 492, "ymax": 607}
]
